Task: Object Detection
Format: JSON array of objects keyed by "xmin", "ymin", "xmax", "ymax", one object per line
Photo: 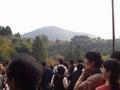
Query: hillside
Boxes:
[{"xmin": 22, "ymin": 26, "xmax": 96, "ymax": 40}]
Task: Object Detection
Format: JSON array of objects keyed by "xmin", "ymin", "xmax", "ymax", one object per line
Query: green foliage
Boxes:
[
  {"xmin": 74, "ymin": 45, "xmax": 85, "ymax": 60},
  {"xmin": 32, "ymin": 35, "xmax": 48, "ymax": 62},
  {"xmin": 65, "ymin": 44, "xmax": 85, "ymax": 61},
  {"xmin": 41, "ymin": 34, "xmax": 48, "ymax": 46},
  {"xmin": 0, "ymin": 26, "xmax": 13, "ymax": 37},
  {"xmin": 0, "ymin": 25, "xmax": 120, "ymax": 63},
  {"xmin": 71, "ymin": 35, "xmax": 96, "ymax": 52},
  {"xmin": 64, "ymin": 36, "xmax": 89, "ymax": 60},
  {"xmin": 0, "ymin": 37, "xmax": 15, "ymax": 62},
  {"xmin": 12, "ymin": 33, "xmax": 33, "ymax": 54},
  {"xmin": 102, "ymin": 55, "xmax": 110, "ymax": 61},
  {"xmin": 48, "ymin": 42, "xmax": 69, "ymax": 57}
]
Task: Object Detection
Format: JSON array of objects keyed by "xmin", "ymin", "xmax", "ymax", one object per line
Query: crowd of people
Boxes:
[{"xmin": 0, "ymin": 51, "xmax": 120, "ymax": 90}]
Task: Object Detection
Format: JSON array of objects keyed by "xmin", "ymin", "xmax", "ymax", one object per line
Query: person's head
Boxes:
[
  {"xmin": 77, "ymin": 59, "xmax": 83, "ymax": 64},
  {"xmin": 3, "ymin": 59, "xmax": 10, "ymax": 68},
  {"xmin": 77, "ymin": 63, "xmax": 84, "ymax": 71},
  {"xmin": 58, "ymin": 59, "xmax": 64, "ymax": 64},
  {"xmin": 84, "ymin": 51, "xmax": 102, "ymax": 69},
  {"xmin": 101, "ymin": 59, "xmax": 120, "ymax": 90},
  {"xmin": 111, "ymin": 51, "xmax": 120, "ymax": 61},
  {"xmin": 49, "ymin": 65, "xmax": 54, "ymax": 70},
  {"xmin": 63, "ymin": 62, "xmax": 69, "ymax": 69},
  {"xmin": 6, "ymin": 53, "xmax": 42, "ymax": 90},
  {"xmin": 57, "ymin": 66, "xmax": 65, "ymax": 76},
  {"xmin": 69, "ymin": 60, "xmax": 74, "ymax": 65},
  {"xmin": 41, "ymin": 62, "xmax": 46, "ymax": 67}
]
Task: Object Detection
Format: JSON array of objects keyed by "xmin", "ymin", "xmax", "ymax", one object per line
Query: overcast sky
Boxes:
[{"xmin": 0, "ymin": 0, "xmax": 120, "ymax": 39}]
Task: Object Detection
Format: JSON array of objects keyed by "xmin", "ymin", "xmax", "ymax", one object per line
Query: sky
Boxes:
[{"xmin": 0, "ymin": 0, "xmax": 120, "ymax": 39}]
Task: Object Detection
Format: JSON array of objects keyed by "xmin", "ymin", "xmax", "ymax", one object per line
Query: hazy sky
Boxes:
[{"xmin": 0, "ymin": 0, "xmax": 120, "ymax": 39}]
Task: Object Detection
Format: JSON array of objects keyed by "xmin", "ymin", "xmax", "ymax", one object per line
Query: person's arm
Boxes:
[
  {"xmin": 50, "ymin": 75, "xmax": 55, "ymax": 87},
  {"xmin": 74, "ymin": 74, "xmax": 104, "ymax": 90},
  {"xmin": 63, "ymin": 77, "xmax": 68, "ymax": 89},
  {"xmin": 53, "ymin": 66, "xmax": 57, "ymax": 73},
  {"xmin": 74, "ymin": 70, "xmax": 87, "ymax": 90}
]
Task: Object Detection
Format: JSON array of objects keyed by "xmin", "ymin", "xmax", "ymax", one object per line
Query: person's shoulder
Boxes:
[
  {"xmin": 88, "ymin": 73, "xmax": 105, "ymax": 82},
  {"xmin": 86, "ymin": 73, "xmax": 105, "ymax": 86},
  {"xmin": 89, "ymin": 73, "xmax": 102, "ymax": 79},
  {"xmin": 46, "ymin": 68, "xmax": 53, "ymax": 74}
]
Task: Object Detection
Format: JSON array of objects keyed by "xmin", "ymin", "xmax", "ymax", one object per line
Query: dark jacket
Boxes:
[
  {"xmin": 53, "ymin": 74, "xmax": 65, "ymax": 90},
  {"xmin": 68, "ymin": 70, "xmax": 82, "ymax": 90},
  {"xmin": 40, "ymin": 67, "xmax": 54, "ymax": 90}
]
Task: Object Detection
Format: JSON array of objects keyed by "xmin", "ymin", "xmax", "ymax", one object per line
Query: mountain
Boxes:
[{"xmin": 22, "ymin": 26, "xmax": 96, "ymax": 41}]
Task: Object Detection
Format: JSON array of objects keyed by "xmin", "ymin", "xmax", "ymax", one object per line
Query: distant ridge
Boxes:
[{"xmin": 22, "ymin": 26, "xmax": 96, "ymax": 40}]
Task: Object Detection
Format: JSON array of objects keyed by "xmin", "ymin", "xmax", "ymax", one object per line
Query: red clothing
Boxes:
[{"xmin": 96, "ymin": 85, "xmax": 111, "ymax": 90}]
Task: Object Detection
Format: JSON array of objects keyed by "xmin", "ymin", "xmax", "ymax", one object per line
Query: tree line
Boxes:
[{"xmin": 0, "ymin": 25, "xmax": 120, "ymax": 63}]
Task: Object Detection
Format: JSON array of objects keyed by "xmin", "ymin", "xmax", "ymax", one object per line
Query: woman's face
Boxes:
[{"xmin": 84, "ymin": 58, "xmax": 94, "ymax": 69}]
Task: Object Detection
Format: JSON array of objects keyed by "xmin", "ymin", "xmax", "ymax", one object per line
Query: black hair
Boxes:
[
  {"xmin": 111, "ymin": 51, "xmax": 120, "ymax": 61},
  {"xmin": 69, "ymin": 60, "xmax": 74, "ymax": 65},
  {"xmin": 63, "ymin": 62, "xmax": 69, "ymax": 69},
  {"xmin": 77, "ymin": 63, "xmax": 84, "ymax": 71},
  {"xmin": 77, "ymin": 59, "xmax": 83, "ymax": 64},
  {"xmin": 103, "ymin": 59, "xmax": 120, "ymax": 90},
  {"xmin": 41, "ymin": 62, "xmax": 46, "ymax": 67},
  {"xmin": 58, "ymin": 59, "xmax": 64, "ymax": 64},
  {"xmin": 57, "ymin": 66, "xmax": 65, "ymax": 76},
  {"xmin": 85, "ymin": 51, "xmax": 102, "ymax": 68},
  {"xmin": 7, "ymin": 53, "xmax": 42, "ymax": 90}
]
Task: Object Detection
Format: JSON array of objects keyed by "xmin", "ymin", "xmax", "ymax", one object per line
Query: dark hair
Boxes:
[
  {"xmin": 85, "ymin": 51, "xmax": 102, "ymax": 68},
  {"xmin": 41, "ymin": 62, "xmax": 46, "ymax": 67},
  {"xmin": 77, "ymin": 59, "xmax": 83, "ymax": 64},
  {"xmin": 77, "ymin": 63, "xmax": 84, "ymax": 71},
  {"xmin": 63, "ymin": 62, "xmax": 69, "ymax": 69},
  {"xmin": 111, "ymin": 51, "xmax": 120, "ymax": 61},
  {"xmin": 58, "ymin": 59, "xmax": 64, "ymax": 64},
  {"xmin": 103, "ymin": 59, "xmax": 120, "ymax": 90},
  {"xmin": 7, "ymin": 53, "xmax": 42, "ymax": 90},
  {"xmin": 49, "ymin": 65, "xmax": 54, "ymax": 70},
  {"xmin": 57, "ymin": 66, "xmax": 65, "ymax": 76},
  {"xmin": 3, "ymin": 59, "xmax": 10, "ymax": 67},
  {"xmin": 69, "ymin": 60, "xmax": 74, "ymax": 65}
]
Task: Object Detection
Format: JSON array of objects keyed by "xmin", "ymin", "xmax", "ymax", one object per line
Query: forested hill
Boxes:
[
  {"xmin": 22, "ymin": 26, "xmax": 96, "ymax": 40},
  {"xmin": 0, "ymin": 25, "xmax": 120, "ymax": 63}
]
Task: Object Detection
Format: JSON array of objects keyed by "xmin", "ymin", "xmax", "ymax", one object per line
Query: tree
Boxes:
[
  {"xmin": 0, "ymin": 26, "xmax": 13, "ymax": 37},
  {"xmin": 65, "ymin": 44, "xmax": 85, "ymax": 61},
  {"xmin": 12, "ymin": 33, "xmax": 33, "ymax": 54},
  {"xmin": 0, "ymin": 37, "xmax": 15, "ymax": 62},
  {"xmin": 12, "ymin": 32, "xmax": 22, "ymax": 44},
  {"xmin": 41, "ymin": 34, "xmax": 48, "ymax": 46},
  {"xmin": 74, "ymin": 45, "xmax": 85, "ymax": 60},
  {"xmin": 32, "ymin": 36, "xmax": 48, "ymax": 62},
  {"xmin": 5, "ymin": 26, "xmax": 12, "ymax": 35}
]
